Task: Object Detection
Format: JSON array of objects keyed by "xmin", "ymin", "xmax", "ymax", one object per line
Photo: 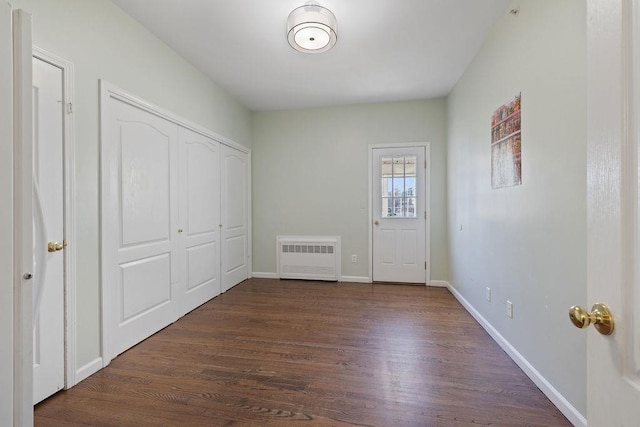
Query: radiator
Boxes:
[{"xmin": 277, "ymin": 236, "xmax": 341, "ymax": 281}]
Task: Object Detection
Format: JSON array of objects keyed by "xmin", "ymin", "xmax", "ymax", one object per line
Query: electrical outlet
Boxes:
[
  {"xmin": 351, "ymin": 254, "xmax": 357, "ymax": 263},
  {"xmin": 485, "ymin": 287, "xmax": 491, "ymax": 302},
  {"xmin": 507, "ymin": 300, "xmax": 513, "ymax": 319}
]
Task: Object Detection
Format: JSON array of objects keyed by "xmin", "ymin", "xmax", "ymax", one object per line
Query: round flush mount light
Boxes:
[{"xmin": 287, "ymin": 3, "xmax": 337, "ymax": 54}]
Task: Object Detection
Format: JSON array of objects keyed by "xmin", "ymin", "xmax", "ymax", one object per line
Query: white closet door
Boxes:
[
  {"xmin": 178, "ymin": 127, "xmax": 221, "ymax": 314},
  {"xmin": 101, "ymin": 83, "xmax": 252, "ymax": 361},
  {"xmin": 102, "ymin": 98, "xmax": 179, "ymax": 360},
  {"xmin": 221, "ymin": 145, "xmax": 249, "ymax": 292}
]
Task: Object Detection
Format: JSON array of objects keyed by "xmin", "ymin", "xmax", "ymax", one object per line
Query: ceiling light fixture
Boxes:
[{"xmin": 287, "ymin": 2, "xmax": 337, "ymax": 54}]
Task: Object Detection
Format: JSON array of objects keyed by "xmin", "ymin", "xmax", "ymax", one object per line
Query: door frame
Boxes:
[
  {"xmin": 32, "ymin": 47, "xmax": 77, "ymax": 389},
  {"xmin": 368, "ymin": 142, "xmax": 431, "ymax": 284}
]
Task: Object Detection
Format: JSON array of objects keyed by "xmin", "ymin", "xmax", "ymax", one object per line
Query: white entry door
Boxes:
[
  {"xmin": 221, "ymin": 145, "xmax": 249, "ymax": 292},
  {"xmin": 102, "ymin": 97, "xmax": 180, "ymax": 360},
  {"xmin": 372, "ymin": 146, "xmax": 428, "ymax": 283},
  {"xmin": 178, "ymin": 127, "xmax": 221, "ymax": 313},
  {"xmin": 32, "ymin": 56, "xmax": 64, "ymax": 403},
  {"xmin": 584, "ymin": 0, "xmax": 640, "ymax": 424}
]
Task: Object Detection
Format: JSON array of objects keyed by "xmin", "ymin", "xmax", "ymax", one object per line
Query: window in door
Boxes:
[{"xmin": 381, "ymin": 155, "xmax": 417, "ymax": 218}]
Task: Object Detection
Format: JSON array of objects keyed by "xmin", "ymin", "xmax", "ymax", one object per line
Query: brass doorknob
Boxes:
[
  {"xmin": 47, "ymin": 241, "xmax": 66, "ymax": 252},
  {"xmin": 569, "ymin": 303, "xmax": 614, "ymax": 335},
  {"xmin": 374, "ymin": 220, "xmax": 380, "ymax": 226}
]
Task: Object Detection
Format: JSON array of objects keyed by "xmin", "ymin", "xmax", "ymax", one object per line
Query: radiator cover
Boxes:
[{"xmin": 276, "ymin": 236, "xmax": 341, "ymax": 281}]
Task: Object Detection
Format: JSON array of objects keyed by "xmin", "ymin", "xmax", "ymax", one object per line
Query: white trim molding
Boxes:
[
  {"xmin": 250, "ymin": 274, "xmax": 371, "ymax": 284},
  {"xmin": 250, "ymin": 272, "xmax": 278, "ymax": 279},
  {"xmin": 428, "ymin": 280, "xmax": 448, "ymax": 288},
  {"xmin": 75, "ymin": 357, "xmax": 103, "ymax": 384},
  {"xmin": 339, "ymin": 276, "xmax": 370, "ymax": 283},
  {"xmin": 444, "ymin": 282, "xmax": 586, "ymax": 427}
]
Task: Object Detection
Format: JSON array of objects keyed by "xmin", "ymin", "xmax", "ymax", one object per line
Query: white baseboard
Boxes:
[
  {"xmin": 335, "ymin": 278, "xmax": 448, "ymax": 285},
  {"xmin": 445, "ymin": 282, "xmax": 586, "ymax": 427},
  {"xmin": 251, "ymin": 272, "xmax": 278, "ymax": 279},
  {"xmin": 74, "ymin": 357, "xmax": 103, "ymax": 385},
  {"xmin": 340, "ymin": 276, "xmax": 370, "ymax": 283},
  {"xmin": 251, "ymin": 272, "xmax": 371, "ymax": 283},
  {"xmin": 428, "ymin": 280, "xmax": 448, "ymax": 287}
]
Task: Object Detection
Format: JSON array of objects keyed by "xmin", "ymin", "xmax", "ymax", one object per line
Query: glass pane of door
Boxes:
[{"xmin": 380, "ymin": 155, "xmax": 417, "ymax": 218}]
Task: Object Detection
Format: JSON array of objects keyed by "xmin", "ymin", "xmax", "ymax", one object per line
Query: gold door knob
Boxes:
[
  {"xmin": 569, "ymin": 303, "xmax": 614, "ymax": 335},
  {"xmin": 374, "ymin": 220, "xmax": 380, "ymax": 226},
  {"xmin": 47, "ymin": 241, "xmax": 66, "ymax": 252}
]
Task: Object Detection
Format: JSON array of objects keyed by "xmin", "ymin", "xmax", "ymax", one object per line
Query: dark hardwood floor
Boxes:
[{"xmin": 35, "ymin": 279, "xmax": 571, "ymax": 426}]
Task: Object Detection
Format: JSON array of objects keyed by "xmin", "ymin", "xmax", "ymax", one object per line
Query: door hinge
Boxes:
[
  {"xmin": 424, "ymin": 211, "xmax": 427, "ymax": 219},
  {"xmin": 424, "ymin": 160, "xmax": 427, "ymax": 169},
  {"xmin": 67, "ymin": 102, "xmax": 73, "ymax": 114},
  {"xmin": 425, "ymin": 261, "xmax": 427, "ymax": 270}
]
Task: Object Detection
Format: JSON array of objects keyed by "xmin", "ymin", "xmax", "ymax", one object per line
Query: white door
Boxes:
[
  {"xmin": 178, "ymin": 127, "xmax": 221, "ymax": 313},
  {"xmin": 0, "ymin": 4, "xmax": 15, "ymax": 422},
  {"xmin": 584, "ymin": 0, "xmax": 640, "ymax": 424},
  {"xmin": 102, "ymin": 98, "xmax": 179, "ymax": 360},
  {"xmin": 32, "ymin": 56, "xmax": 64, "ymax": 404},
  {"xmin": 221, "ymin": 145, "xmax": 249, "ymax": 292},
  {"xmin": 10, "ymin": 8, "xmax": 34, "ymax": 426},
  {"xmin": 372, "ymin": 146, "xmax": 428, "ymax": 283}
]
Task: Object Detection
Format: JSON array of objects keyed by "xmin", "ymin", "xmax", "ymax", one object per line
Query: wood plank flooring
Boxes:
[{"xmin": 35, "ymin": 279, "xmax": 572, "ymax": 426}]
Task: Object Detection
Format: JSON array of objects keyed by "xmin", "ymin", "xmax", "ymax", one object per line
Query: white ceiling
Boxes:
[{"xmin": 110, "ymin": 0, "xmax": 510, "ymax": 111}]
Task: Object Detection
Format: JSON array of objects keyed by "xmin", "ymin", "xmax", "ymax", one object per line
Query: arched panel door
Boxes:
[
  {"xmin": 178, "ymin": 127, "xmax": 221, "ymax": 313},
  {"xmin": 221, "ymin": 145, "xmax": 249, "ymax": 292},
  {"xmin": 102, "ymin": 95, "xmax": 179, "ymax": 360}
]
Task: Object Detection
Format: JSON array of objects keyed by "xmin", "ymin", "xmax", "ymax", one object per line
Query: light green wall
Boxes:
[
  {"xmin": 12, "ymin": 0, "xmax": 252, "ymax": 371},
  {"xmin": 446, "ymin": 0, "xmax": 586, "ymax": 418},
  {"xmin": 252, "ymin": 99, "xmax": 448, "ymax": 280}
]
